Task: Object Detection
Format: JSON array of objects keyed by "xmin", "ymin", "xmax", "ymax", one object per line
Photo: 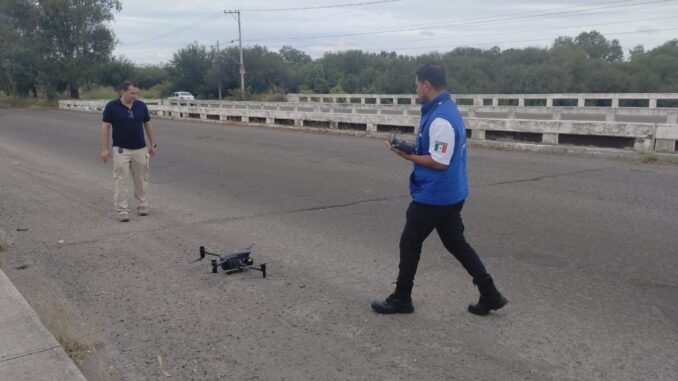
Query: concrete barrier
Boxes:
[
  {"xmin": 0, "ymin": 268, "xmax": 87, "ymax": 381},
  {"xmin": 59, "ymin": 93, "xmax": 678, "ymax": 154}
]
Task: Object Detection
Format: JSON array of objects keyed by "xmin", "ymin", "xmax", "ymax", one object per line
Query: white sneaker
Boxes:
[
  {"xmin": 118, "ymin": 212, "xmax": 130, "ymax": 222},
  {"xmin": 138, "ymin": 207, "xmax": 149, "ymax": 216}
]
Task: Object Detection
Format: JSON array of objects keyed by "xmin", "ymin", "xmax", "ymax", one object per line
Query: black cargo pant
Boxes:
[{"xmin": 396, "ymin": 200, "xmax": 488, "ymax": 298}]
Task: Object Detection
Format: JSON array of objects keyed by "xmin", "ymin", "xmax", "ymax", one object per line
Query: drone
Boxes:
[
  {"xmin": 388, "ymin": 133, "xmax": 416, "ymax": 154},
  {"xmin": 191, "ymin": 244, "xmax": 267, "ymax": 278}
]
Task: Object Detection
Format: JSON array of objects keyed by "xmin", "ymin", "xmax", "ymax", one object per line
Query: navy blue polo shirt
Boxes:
[{"xmin": 102, "ymin": 98, "xmax": 151, "ymax": 149}]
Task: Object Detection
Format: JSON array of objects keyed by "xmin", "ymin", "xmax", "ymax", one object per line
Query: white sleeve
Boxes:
[{"xmin": 428, "ymin": 117, "xmax": 454, "ymax": 165}]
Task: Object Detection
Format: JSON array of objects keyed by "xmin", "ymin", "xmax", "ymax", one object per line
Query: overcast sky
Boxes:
[{"xmin": 111, "ymin": 0, "xmax": 678, "ymax": 64}]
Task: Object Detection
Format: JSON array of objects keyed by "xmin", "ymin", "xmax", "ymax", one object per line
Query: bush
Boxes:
[
  {"xmin": 143, "ymin": 80, "xmax": 174, "ymax": 99},
  {"xmin": 79, "ymin": 86, "xmax": 117, "ymax": 99}
]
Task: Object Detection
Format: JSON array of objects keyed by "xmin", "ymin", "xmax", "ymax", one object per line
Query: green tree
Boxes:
[
  {"xmin": 134, "ymin": 64, "xmax": 170, "ymax": 89},
  {"xmin": 94, "ymin": 56, "xmax": 135, "ymax": 90},
  {"xmin": 168, "ymin": 42, "xmax": 214, "ymax": 97},
  {"xmin": 0, "ymin": 0, "xmax": 41, "ymax": 96},
  {"xmin": 628, "ymin": 39, "xmax": 678, "ymax": 92},
  {"xmin": 241, "ymin": 46, "xmax": 288, "ymax": 94},
  {"xmin": 574, "ymin": 30, "xmax": 624, "ymax": 61},
  {"xmin": 36, "ymin": 0, "xmax": 121, "ymax": 98},
  {"xmin": 279, "ymin": 46, "xmax": 312, "ymax": 66}
]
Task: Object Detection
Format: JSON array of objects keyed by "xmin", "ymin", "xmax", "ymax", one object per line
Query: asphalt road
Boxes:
[{"xmin": 1, "ymin": 108, "xmax": 677, "ymax": 380}]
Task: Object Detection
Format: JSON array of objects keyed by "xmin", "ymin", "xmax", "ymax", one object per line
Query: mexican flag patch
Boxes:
[{"xmin": 433, "ymin": 141, "xmax": 448, "ymax": 153}]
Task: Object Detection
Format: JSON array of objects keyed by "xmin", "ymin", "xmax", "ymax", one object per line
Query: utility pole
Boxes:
[
  {"xmin": 224, "ymin": 10, "xmax": 245, "ymax": 99},
  {"xmin": 216, "ymin": 40, "xmax": 222, "ymax": 100}
]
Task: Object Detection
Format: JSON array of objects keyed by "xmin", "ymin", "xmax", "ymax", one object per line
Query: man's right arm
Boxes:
[{"xmin": 101, "ymin": 122, "xmax": 111, "ymax": 163}]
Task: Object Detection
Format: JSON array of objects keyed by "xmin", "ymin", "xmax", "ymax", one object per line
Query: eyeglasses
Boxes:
[{"xmin": 127, "ymin": 109, "xmax": 134, "ymax": 119}]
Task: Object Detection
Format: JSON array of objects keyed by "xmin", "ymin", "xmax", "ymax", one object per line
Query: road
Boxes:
[{"xmin": 1, "ymin": 108, "xmax": 677, "ymax": 380}]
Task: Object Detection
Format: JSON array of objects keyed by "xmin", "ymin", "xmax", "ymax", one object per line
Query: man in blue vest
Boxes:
[{"xmin": 372, "ymin": 63, "xmax": 508, "ymax": 316}]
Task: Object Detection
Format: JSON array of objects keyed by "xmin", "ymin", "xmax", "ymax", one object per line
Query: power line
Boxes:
[
  {"xmin": 121, "ymin": 12, "xmax": 223, "ymax": 46},
  {"xmin": 341, "ymin": 13, "xmax": 678, "ymax": 49},
  {"xmin": 118, "ymin": 0, "xmax": 402, "ymax": 47},
  {"xmin": 242, "ymin": 0, "xmax": 678, "ymax": 42},
  {"xmin": 379, "ymin": 26, "xmax": 678, "ymax": 52},
  {"xmin": 240, "ymin": 0, "xmax": 402, "ymax": 12}
]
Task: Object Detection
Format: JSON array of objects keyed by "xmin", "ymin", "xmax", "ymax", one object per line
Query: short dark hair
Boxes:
[
  {"xmin": 416, "ymin": 63, "xmax": 446, "ymax": 89},
  {"xmin": 119, "ymin": 81, "xmax": 138, "ymax": 92}
]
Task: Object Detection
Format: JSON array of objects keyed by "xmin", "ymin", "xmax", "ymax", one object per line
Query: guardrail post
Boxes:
[
  {"xmin": 605, "ymin": 110, "xmax": 615, "ymax": 122},
  {"xmin": 654, "ymin": 140, "xmax": 675, "ymax": 152},
  {"xmin": 542, "ymin": 133, "xmax": 559, "ymax": 144},
  {"xmin": 634, "ymin": 135, "xmax": 654, "ymax": 152}
]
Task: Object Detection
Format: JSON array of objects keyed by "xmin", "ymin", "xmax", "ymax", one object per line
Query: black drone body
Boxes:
[{"xmin": 192, "ymin": 245, "xmax": 266, "ymax": 278}]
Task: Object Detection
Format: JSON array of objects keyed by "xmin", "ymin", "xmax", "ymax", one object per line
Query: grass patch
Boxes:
[
  {"xmin": 0, "ymin": 95, "xmax": 58, "ymax": 108},
  {"xmin": 0, "ymin": 237, "xmax": 10, "ymax": 252},
  {"xmin": 0, "ymin": 234, "xmax": 10, "ymax": 269},
  {"xmin": 33, "ymin": 297, "xmax": 97, "ymax": 366},
  {"xmin": 254, "ymin": 91, "xmax": 285, "ymax": 102},
  {"xmin": 79, "ymin": 86, "xmax": 118, "ymax": 100},
  {"xmin": 32, "ymin": 295, "xmax": 121, "ymax": 380},
  {"xmin": 635, "ymin": 152, "xmax": 658, "ymax": 164}
]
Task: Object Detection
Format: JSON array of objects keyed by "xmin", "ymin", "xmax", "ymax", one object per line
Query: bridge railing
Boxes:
[
  {"xmin": 58, "ymin": 95, "xmax": 678, "ymax": 154},
  {"xmin": 285, "ymin": 93, "xmax": 678, "ymax": 109}
]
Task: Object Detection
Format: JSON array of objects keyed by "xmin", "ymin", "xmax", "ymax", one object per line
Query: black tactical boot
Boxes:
[
  {"xmin": 371, "ymin": 293, "xmax": 414, "ymax": 314},
  {"xmin": 468, "ymin": 275, "xmax": 508, "ymax": 316}
]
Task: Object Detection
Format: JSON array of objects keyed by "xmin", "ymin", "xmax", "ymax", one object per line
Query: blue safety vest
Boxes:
[{"xmin": 409, "ymin": 91, "xmax": 469, "ymax": 205}]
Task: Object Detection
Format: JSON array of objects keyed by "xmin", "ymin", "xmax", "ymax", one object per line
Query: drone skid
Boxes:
[{"xmin": 212, "ymin": 260, "xmax": 267, "ymax": 278}]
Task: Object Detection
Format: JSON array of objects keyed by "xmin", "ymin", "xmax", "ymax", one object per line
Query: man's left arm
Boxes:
[
  {"xmin": 386, "ymin": 118, "xmax": 454, "ymax": 171},
  {"xmin": 386, "ymin": 143, "xmax": 447, "ymax": 170},
  {"xmin": 144, "ymin": 121, "xmax": 156, "ymax": 156},
  {"xmin": 143, "ymin": 105, "xmax": 157, "ymax": 156}
]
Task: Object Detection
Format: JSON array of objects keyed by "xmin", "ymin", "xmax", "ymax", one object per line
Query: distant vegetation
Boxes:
[{"xmin": 2, "ymin": 1, "xmax": 677, "ymax": 100}]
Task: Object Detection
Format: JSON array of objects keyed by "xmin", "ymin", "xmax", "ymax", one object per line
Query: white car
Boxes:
[{"xmin": 168, "ymin": 91, "xmax": 195, "ymax": 101}]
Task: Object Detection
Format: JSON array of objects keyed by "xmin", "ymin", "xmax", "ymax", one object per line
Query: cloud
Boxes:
[{"xmin": 111, "ymin": 0, "xmax": 678, "ymax": 64}]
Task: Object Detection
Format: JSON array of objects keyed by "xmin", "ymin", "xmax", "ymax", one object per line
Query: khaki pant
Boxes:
[{"xmin": 113, "ymin": 147, "xmax": 149, "ymax": 213}]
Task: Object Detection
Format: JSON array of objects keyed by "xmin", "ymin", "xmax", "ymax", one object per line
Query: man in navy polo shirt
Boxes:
[
  {"xmin": 372, "ymin": 64, "xmax": 508, "ymax": 316},
  {"xmin": 100, "ymin": 81, "xmax": 157, "ymax": 222}
]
